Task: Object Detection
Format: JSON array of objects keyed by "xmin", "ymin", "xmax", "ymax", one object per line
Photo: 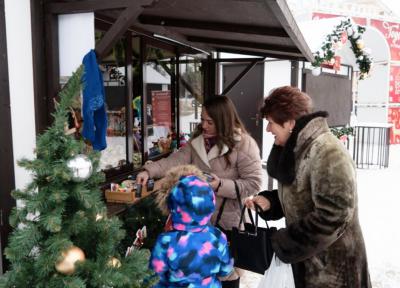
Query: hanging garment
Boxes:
[{"xmin": 81, "ymin": 49, "xmax": 107, "ymax": 151}]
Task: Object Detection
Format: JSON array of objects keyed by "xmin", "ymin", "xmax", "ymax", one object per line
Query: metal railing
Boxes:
[{"xmin": 351, "ymin": 123, "xmax": 392, "ymax": 169}]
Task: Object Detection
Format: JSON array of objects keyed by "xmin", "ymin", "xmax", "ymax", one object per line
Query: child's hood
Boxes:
[{"xmin": 168, "ymin": 175, "xmax": 215, "ymax": 232}]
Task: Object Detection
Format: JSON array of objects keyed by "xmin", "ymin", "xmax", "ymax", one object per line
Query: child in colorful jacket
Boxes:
[{"xmin": 150, "ymin": 165, "xmax": 233, "ymax": 287}]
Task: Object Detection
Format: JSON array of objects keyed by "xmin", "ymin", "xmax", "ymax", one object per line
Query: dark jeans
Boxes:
[{"xmin": 222, "ymin": 278, "xmax": 240, "ymax": 288}]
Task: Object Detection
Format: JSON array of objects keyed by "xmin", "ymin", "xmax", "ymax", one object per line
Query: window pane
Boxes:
[
  {"xmin": 179, "ymin": 54, "xmax": 205, "ymax": 139},
  {"xmin": 144, "ymin": 46, "xmax": 175, "ymax": 159},
  {"xmin": 100, "ymin": 65, "xmax": 127, "ymax": 170}
]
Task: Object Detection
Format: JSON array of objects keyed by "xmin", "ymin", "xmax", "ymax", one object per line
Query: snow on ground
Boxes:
[{"xmin": 241, "ymin": 145, "xmax": 400, "ymax": 288}]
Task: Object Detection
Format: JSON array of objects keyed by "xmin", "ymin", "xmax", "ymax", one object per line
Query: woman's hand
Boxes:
[
  {"xmin": 244, "ymin": 195, "xmax": 271, "ymax": 212},
  {"xmin": 136, "ymin": 170, "xmax": 149, "ymax": 185},
  {"xmin": 208, "ymin": 172, "xmax": 221, "ymax": 191}
]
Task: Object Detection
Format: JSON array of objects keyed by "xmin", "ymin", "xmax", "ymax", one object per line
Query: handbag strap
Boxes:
[
  {"xmin": 238, "ymin": 203, "xmax": 270, "ymax": 235},
  {"xmin": 215, "ymin": 180, "xmax": 242, "ymax": 226}
]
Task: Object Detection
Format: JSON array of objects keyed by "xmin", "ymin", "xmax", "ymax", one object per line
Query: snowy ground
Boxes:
[{"xmin": 241, "ymin": 145, "xmax": 400, "ymax": 288}]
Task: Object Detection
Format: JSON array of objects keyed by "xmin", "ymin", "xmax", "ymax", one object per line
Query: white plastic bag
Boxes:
[{"xmin": 257, "ymin": 253, "xmax": 295, "ymax": 288}]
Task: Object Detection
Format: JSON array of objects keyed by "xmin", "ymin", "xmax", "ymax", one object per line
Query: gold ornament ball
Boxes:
[
  {"xmin": 356, "ymin": 40, "xmax": 365, "ymax": 49},
  {"xmin": 55, "ymin": 246, "xmax": 86, "ymax": 275},
  {"xmin": 108, "ymin": 257, "xmax": 122, "ymax": 268}
]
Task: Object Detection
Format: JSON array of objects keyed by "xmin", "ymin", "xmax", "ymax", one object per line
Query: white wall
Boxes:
[
  {"xmin": 262, "ymin": 60, "xmax": 292, "ymax": 160},
  {"xmin": 5, "ymin": 0, "xmax": 36, "ymax": 190},
  {"xmin": 59, "ymin": 13, "xmax": 95, "ymax": 77}
]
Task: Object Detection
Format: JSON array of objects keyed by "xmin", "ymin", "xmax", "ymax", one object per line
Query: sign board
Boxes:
[{"xmin": 151, "ymin": 90, "xmax": 171, "ymax": 128}]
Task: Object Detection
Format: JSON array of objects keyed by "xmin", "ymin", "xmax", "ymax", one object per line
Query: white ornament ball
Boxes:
[
  {"xmin": 67, "ymin": 154, "xmax": 93, "ymax": 181},
  {"xmin": 311, "ymin": 67, "xmax": 321, "ymax": 76},
  {"xmin": 346, "ymin": 27, "xmax": 353, "ymax": 37}
]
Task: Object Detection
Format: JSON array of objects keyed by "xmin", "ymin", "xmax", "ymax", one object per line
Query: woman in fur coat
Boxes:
[
  {"xmin": 245, "ymin": 86, "xmax": 371, "ymax": 288},
  {"xmin": 137, "ymin": 96, "xmax": 263, "ymax": 287}
]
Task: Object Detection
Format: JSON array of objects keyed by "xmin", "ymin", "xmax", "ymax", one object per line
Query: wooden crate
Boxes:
[
  {"xmin": 104, "ymin": 179, "xmax": 163, "ymax": 204},
  {"xmin": 105, "ymin": 189, "xmax": 136, "ymax": 204}
]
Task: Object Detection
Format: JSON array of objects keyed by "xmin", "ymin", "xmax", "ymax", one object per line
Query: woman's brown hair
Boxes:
[
  {"xmin": 260, "ymin": 86, "xmax": 313, "ymax": 125},
  {"xmin": 193, "ymin": 95, "xmax": 247, "ymax": 166}
]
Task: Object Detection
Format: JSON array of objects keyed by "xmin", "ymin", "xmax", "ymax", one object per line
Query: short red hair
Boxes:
[{"xmin": 260, "ymin": 86, "xmax": 313, "ymax": 125}]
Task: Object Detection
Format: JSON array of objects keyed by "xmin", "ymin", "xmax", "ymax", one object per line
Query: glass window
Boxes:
[
  {"xmin": 179, "ymin": 53, "xmax": 205, "ymax": 140},
  {"xmin": 143, "ymin": 46, "xmax": 176, "ymax": 160}
]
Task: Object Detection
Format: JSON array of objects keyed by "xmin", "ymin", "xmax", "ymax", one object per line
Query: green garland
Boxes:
[
  {"xmin": 312, "ymin": 18, "xmax": 373, "ymax": 80},
  {"xmin": 331, "ymin": 126, "xmax": 354, "ymax": 139}
]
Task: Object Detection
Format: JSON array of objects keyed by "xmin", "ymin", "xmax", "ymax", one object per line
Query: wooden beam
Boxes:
[
  {"xmin": 125, "ymin": 32, "xmax": 134, "ymax": 165},
  {"xmin": 290, "ymin": 60, "xmax": 299, "ymax": 87},
  {"xmin": 216, "ymin": 47, "xmax": 306, "ymax": 61},
  {"xmin": 31, "ymin": 0, "xmax": 49, "ymax": 133},
  {"xmin": 44, "ymin": 12, "xmax": 60, "ymax": 122},
  {"xmin": 94, "ymin": 13, "xmax": 212, "ymax": 55},
  {"xmin": 187, "ymin": 36, "xmax": 301, "ymax": 54},
  {"xmin": 95, "ymin": 0, "xmax": 154, "ymax": 60},
  {"xmin": 0, "ymin": 0, "xmax": 16, "ymax": 273},
  {"xmin": 264, "ymin": 0, "xmax": 314, "ymax": 62},
  {"xmin": 46, "ymin": 0, "xmax": 132, "ymax": 14},
  {"xmin": 132, "ymin": 21, "xmax": 213, "ymax": 54},
  {"xmin": 138, "ymin": 15, "xmax": 289, "ymax": 38}
]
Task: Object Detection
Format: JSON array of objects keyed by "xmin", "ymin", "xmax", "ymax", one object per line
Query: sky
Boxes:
[{"xmin": 381, "ymin": 0, "xmax": 400, "ymax": 17}]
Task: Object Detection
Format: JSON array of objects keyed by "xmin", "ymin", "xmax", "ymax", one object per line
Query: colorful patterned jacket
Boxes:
[{"xmin": 150, "ymin": 175, "xmax": 233, "ymax": 287}]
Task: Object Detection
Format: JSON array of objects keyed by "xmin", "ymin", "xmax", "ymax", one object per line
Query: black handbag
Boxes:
[
  {"xmin": 230, "ymin": 204, "xmax": 276, "ymax": 275},
  {"xmin": 215, "ymin": 182, "xmax": 276, "ymax": 275}
]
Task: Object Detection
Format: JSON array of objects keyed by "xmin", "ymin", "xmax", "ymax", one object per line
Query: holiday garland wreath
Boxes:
[{"xmin": 312, "ymin": 18, "xmax": 373, "ymax": 80}]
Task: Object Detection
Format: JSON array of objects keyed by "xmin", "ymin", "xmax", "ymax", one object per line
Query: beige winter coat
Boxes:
[{"xmin": 143, "ymin": 131, "xmax": 263, "ymax": 230}]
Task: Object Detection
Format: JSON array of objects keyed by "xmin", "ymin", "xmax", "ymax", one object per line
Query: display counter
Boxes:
[{"xmin": 105, "ymin": 178, "xmax": 164, "ymax": 217}]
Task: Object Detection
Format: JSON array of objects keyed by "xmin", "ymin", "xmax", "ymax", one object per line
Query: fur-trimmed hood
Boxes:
[
  {"xmin": 155, "ymin": 165, "xmax": 207, "ymax": 215},
  {"xmin": 267, "ymin": 111, "xmax": 329, "ymax": 184}
]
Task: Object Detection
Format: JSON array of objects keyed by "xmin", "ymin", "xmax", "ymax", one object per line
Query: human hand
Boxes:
[
  {"xmin": 208, "ymin": 172, "xmax": 221, "ymax": 191},
  {"xmin": 244, "ymin": 195, "xmax": 271, "ymax": 212},
  {"xmin": 136, "ymin": 170, "xmax": 149, "ymax": 185}
]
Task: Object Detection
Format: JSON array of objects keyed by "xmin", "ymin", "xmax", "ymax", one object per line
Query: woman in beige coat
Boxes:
[
  {"xmin": 137, "ymin": 95, "xmax": 263, "ymax": 287},
  {"xmin": 246, "ymin": 86, "xmax": 371, "ymax": 288}
]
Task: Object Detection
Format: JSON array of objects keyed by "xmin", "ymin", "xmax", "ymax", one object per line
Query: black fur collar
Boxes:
[{"xmin": 267, "ymin": 111, "xmax": 328, "ymax": 184}]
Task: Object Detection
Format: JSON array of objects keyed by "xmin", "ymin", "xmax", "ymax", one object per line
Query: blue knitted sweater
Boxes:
[{"xmin": 81, "ymin": 49, "xmax": 107, "ymax": 151}]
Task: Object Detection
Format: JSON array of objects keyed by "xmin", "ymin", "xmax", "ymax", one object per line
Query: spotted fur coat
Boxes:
[{"xmin": 260, "ymin": 112, "xmax": 371, "ymax": 288}]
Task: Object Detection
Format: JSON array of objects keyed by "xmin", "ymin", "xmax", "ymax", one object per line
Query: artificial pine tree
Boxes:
[{"xmin": 0, "ymin": 67, "xmax": 156, "ymax": 288}]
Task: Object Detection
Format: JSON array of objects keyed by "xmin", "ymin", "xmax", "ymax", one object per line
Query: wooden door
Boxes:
[{"xmin": 222, "ymin": 63, "xmax": 264, "ymax": 151}]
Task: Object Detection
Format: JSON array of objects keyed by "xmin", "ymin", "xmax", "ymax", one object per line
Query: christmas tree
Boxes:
[{"xmin": 0, "ymin": 67, "xmax": 156, "ymax": 288}]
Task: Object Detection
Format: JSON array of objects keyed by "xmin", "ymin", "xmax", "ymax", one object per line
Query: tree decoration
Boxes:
[
  {"xmin": 55, "ymin": 246, "xmax": 86, "ymax": 275},
  {"xmin": 67, "ymin": 154, "xmax": 93, "ymax": 181},
  {"xmin": 108, "ymin": 257, "xmax": 122, "ymax": 268},
  {"xmin": 312, "ymin": 18, "xmax": 373, "ymax": 80},
  {"xmin": 331, "ymin": 126, "xmax": 354, "ymax": 143}
]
